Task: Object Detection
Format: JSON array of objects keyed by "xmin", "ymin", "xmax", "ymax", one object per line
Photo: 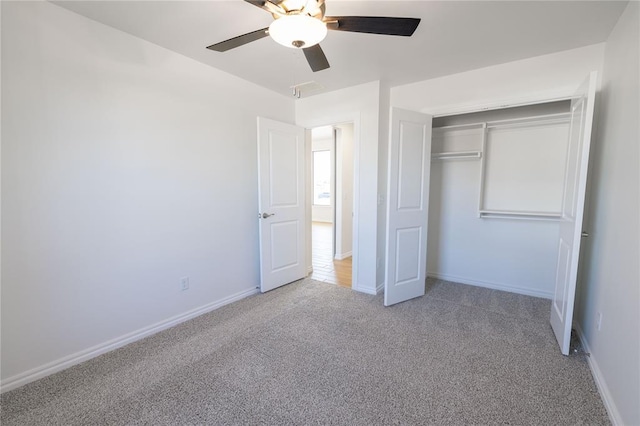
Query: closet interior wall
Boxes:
[{"xmin": 428, "ymin": 101, "xmax": 572, "ymax": 298}]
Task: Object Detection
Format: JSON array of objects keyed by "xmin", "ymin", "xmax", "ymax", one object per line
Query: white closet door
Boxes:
[
  {"xmin": 550, "ymin": 72, "xmax": 597, "ymax": 355},
  {"xmin": 384, "ymin": 108, "xmax": 433, "ymax": 306}
]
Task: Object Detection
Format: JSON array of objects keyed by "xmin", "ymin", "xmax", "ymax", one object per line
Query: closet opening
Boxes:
[{"xmin": 427, "ymin": 99, "xmax": 574, "ymax": 299}]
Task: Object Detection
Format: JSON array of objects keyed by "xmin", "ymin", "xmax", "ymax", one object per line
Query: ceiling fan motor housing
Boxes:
[{"xmin": 269, "ymin": 14, "xmax": 328, "ymax": 49}]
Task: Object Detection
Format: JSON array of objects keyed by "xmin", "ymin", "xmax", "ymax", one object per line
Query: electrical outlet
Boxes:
[
  {"xmin": 596, "ymin": 311, "xmax": 603, "ymax": 331},
  {"xmin": 180, "ymin": 276, "xmax": 190, "ymax": 291}
]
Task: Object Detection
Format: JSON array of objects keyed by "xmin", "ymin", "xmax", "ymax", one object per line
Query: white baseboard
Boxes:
[
  {"xmin": 334, "ymin": 251, "xmax": 352, "ymax": 261},
  {"xmin": 352, "ymin": 284, "xmax": 378, "ymax": 295},
  {"xmin": 376, "ymin": 282, "xmax": 384, "ymax": 295},
  {"xmin": 0, "ymin": 287, "xmax": 259, "ymax": 394},
  {"xmin": 427, "ymin": 271, "xmax": 552, "ymax": 299},
  {"xmin": 574, "ymin": 323, "xmax": 623, "ymax": 426}
]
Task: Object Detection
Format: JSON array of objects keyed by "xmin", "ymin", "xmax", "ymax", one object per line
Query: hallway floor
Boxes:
[{"xmin": 310, "ymin": 222, "xmax": 352, "ymax": 288}]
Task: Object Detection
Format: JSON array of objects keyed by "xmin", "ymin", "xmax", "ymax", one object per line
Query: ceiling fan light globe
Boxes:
[{"xmin": 269, "ymin": 15, "xmax": 327, "ymax": 49}]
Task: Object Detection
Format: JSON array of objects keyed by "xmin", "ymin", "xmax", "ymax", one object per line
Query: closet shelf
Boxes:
[
  {"xmin": 431, "ymin": 151, "xmax": 482, "ymax": 160},
  {"xmin": 479, "ymin": 210, "xmax": 562, "ymax": 221}
]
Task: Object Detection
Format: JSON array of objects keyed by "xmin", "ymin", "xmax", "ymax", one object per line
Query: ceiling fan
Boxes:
[{"xmin": 206, "ymin": 0, "xmax": 421, "ymax": 72}]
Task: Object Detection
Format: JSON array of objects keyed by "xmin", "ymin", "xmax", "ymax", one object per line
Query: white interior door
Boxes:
[
  {"xmin": 257, "ymin": 117, "xmax": 306, "ymax": 293},
  {"xmin": 384, "ymin": 108, "xmax": 433, "ymax": 306},
  {"xmin": 550, "ymin": 72, "xmax": 597, "ymax": 354}
]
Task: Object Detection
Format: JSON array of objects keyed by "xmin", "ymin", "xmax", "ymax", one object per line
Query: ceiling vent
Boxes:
[{"xmin": 290, "ymin": 81, "xmax": 325, "ymax": 98}]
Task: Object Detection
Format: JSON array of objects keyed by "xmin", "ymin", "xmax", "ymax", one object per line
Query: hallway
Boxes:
[{"xmin": 310, "ymin": 222, "xmax": 352, "ymax": 288}]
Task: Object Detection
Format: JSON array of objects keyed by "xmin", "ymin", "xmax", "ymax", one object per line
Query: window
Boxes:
[{"xmin": 313, "ymin": 150, "xmax": 331, "ymax": 205}]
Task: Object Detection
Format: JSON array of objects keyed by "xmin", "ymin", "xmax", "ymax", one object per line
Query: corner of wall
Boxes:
[
  {"xmin": 575, "ymin": 2, "xmax": 640, "ymax": 425},
  {"xmin": 376, "ymin": 81, "xmax": 392, "ymax": 290}
]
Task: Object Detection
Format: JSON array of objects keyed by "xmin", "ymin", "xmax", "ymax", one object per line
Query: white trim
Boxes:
[
  {"xmin": 348, "ymin": 115, "xmax": 360, "ymax": 291},
  {"xmin": 352, "ymin": 284, "xmax": 378, "ymax": 296},
  {"xmin": 307, "ymin": 266, "xmax": 313, "ymax": 274},
  {"xmin": 574, "ymin": 323, "xmax": 623, "ymax": 426},
  {"xmin": 334, "ymin": 251, "xmax": 352, "ymax": 261},
  {"xmin": 376, "ymin": 282, "xmax": 384, "ymax": 295},
  {"xmin": 0, "ymin": 287, "xmax": 259, "ymax": 393},
  {"xmin": 427, "ymin": 271, "xmax": 552, "ymax": 299}
]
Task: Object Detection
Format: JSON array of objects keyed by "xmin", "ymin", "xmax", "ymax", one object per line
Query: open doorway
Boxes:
[{"xmin": 309, "ymin": 124, "xmax": 354, "ymax": 288}]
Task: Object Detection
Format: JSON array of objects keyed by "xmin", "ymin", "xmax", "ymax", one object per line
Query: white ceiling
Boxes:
[{"xmin": 53, "ymin": 1, "xmax": 627, "ymax": 98}]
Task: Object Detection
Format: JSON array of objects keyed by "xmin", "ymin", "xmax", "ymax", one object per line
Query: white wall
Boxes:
[
  {"xmin": 391, "ymin": 43, "xmax": 605, "ymax": 115},
  {"xmin": 296, "ymin": 81, "xmax": 381, "ymax": 294},
  {"xmin": 335, "ymin": 123, "xmax": 354, "ymax": 260},
  {"xmin": 0, "ymin": 1, "xmax": 294, "ymax": 388},
  {"xmin": 576, "ymin": 3, "xmax": 640, "ymax": 425},
  {"xmin": 377, "ymin": 83, "xmax": 391, "ymax": 291}
]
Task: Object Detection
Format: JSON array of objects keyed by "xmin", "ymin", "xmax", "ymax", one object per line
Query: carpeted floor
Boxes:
[{"xmin": 1, "ymin": 278, "xmax": 609, "ymax": 425}]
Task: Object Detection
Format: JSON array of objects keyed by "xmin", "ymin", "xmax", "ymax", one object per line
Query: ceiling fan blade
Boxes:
[
  {"xmin": 303, "ymin": 44, "xmax": 330, "ymax": 72},
  {"xmin": 206, "ymin": 28, "xmax": 269, "ymax": 52},
  {"xmin": 244, "ymin": 0, "xmax": 283, "ymax": 15},
  {"xmin": 325, "ymin": 16, "xmax": 420, "ymax": 36}
]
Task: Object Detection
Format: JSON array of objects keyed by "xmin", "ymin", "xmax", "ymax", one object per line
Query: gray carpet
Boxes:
[{"xmin": 1, "ymin": 278, "xmax": 609, "ymax": 425}]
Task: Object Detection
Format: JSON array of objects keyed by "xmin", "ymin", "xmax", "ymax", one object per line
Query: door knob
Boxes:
[{"xmin": 260, "ymin": 212, "xmax": 275, "ymax": 219}]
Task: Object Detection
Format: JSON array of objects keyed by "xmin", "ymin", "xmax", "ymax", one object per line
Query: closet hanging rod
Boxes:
[
  {"xmin": 433, "ymin": 122, "xmax": 485, "ymax": 131},
  {"xmin": 431, "ymin": 151, "xmax": 482, "ymax": 160},
  {"xmin": 479, "ymin": 210, "xmax": 562, "ymax": 220}
]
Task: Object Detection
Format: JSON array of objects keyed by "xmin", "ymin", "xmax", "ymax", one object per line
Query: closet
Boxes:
[{"xmin": 427, "ymin": 101, "xmax": 574, "ymax": 298}]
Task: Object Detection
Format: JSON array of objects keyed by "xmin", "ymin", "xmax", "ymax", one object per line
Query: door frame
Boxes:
[
  {"xmin": 301, "ymin": 115, "xmax": 361, "ymax": 289},
  {"xmin": 333, "ymin": 125, "xmax": 354, "ymax": 261},
  {"xmin": 309, "ymin": 127, "xmax": 337, "ymax": 244}
]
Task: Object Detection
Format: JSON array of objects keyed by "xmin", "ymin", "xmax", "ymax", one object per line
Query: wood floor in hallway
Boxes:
[{"xmin": 310, "ymin": 222, "xmax": 352, "ymax": 288}]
